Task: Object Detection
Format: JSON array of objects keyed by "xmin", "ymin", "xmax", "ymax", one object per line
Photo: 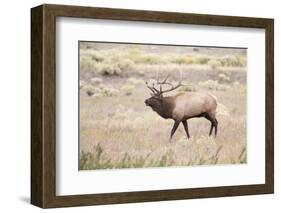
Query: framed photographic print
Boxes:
[{"xmin": 31, "ymin": 4, "xmax": 274, "ymax": 208}]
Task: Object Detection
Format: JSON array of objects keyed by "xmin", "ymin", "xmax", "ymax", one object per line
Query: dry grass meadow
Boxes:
[{"xmin": 79, "ymin": 42, "xmax": 247, "ymax": 170}]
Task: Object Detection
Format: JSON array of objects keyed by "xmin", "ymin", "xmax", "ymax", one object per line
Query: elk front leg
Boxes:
[
  {"xmin": 182, "ymin": 120, "xmax": 190, "ymax": 139},
  {"xmin": 209, "ymin": 124, "xmax": 214, "ymax": 136},
  {"xmin": 169, "ymin": 120, "xmax": 180, "ymax": 143}
]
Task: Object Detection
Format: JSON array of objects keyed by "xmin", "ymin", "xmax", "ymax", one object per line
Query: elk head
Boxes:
[{"xmin": 144, "ymin": 74, "xmax": 183, "ymax": 109}]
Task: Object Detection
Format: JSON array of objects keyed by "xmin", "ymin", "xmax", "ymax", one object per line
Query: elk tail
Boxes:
[{"xmin": 209, "ymin": 93, "xmax": 218, "ymax": 103}]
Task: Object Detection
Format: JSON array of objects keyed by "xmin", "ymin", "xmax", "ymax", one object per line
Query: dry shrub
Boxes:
[
  {"xmin": 90, "ymin": 77, "xmax": 103, "ymax": 86},
  {"xmin": 80, "ymin": 56, "xmax": 93, "ymax": 71},
  {"xmin": 219, "ymin": 55, "xmax": 246, "ymax": 67},
  {"xmin": 121, "ymin": 84, "xmax": 135, "ymax": 96},
  {"xmin": 127, "ymin": 77, "xmax": 144, "ymax": 85},
  {"xmin": 218, "ymin": 73, "xmax": 230, "ymax": 83},
  {"xmin": 133, "ymin": 53, "xmax": 164, "ymax": 64},
  {"xmin": 90, "ymin": 52, "xmax": 104, "ymax": 62},
  {"xmin": 94, "ymin": 63, "xmax": 122, "ymax": 76},
  {"xmin": 80, "ymin": 47, "xmax": 247, "ymax": 77},
  {"xmin": 82, "ymin": 83, "xmax": 119, "ymax": 97},
  {"xmin": 98, "ymin": 84, "xmax": 119, "ymax": 97},
  {"xmin": 199, "ymin": 80, "xmax": 229, "ymax": 91},
  {"xmin": 208, "ymin": 59, "xmax": 221, "ymax": 70},
  {"xmin": 82, "ymin": 84, "xmax": 95, "ymax": 96},
  {"xmin": 194, "ymin": 55, "xmax": 211, "ymax": 64},
  {"xmin": 179, "ymin": 84, "xmax": 196, "ymax": 92},
  {"xmin": 169, "ymin": 55, "xmax": 195, "ymax": 64},
  {"xmin": 80, "ymin": 48, "xmax": 135, "ymax": 76},
  {"xmin": 79, "ymin": 80, "xmax": 86, "ymax": 89},
  {"xmin": 232, "ymin": 81, "xmax": 240, "ymax": 87}
]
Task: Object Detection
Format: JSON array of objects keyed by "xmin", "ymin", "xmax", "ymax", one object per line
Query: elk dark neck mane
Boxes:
[{"xmin": 151, "ymin": 96, "xmax": 176, "ymax": 119}]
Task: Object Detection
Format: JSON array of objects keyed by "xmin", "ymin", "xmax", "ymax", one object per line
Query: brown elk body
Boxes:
[{"xmin": 145, "ymin": 75, "xmax": 218, "ymax": 142}]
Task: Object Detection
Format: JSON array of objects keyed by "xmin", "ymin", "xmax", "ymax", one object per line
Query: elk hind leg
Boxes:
[
  {"xmin": 205, "ymin": 113, "xmax": 218, "ymax": 136},
  {"xmin": 214, "ymin": 118, "xmax": 218, "ymax": 136}
]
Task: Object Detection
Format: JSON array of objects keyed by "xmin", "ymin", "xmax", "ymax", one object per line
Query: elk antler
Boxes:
[
  {"xmin": 146, "ymin": 72, "xmax": 183, "ymax": 96},
  {"xmin": 145, "ymin": 81, "xmax": 159, "ymax": 95},
  {"xmin": 157, "ymin": 72, "xmax": 183, "ymax": 94}
]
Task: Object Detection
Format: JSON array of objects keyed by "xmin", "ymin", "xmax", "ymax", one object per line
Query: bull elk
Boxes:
[{"xmin": 145, "ymin": 74, "xmax": 218, "ymax": 142}]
